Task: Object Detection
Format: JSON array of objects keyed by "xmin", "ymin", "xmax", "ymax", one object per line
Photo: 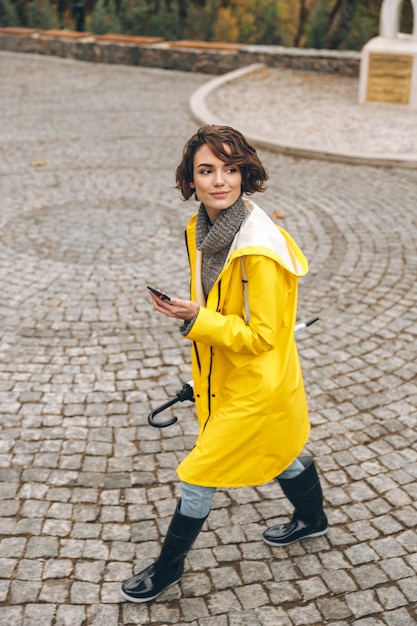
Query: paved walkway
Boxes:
[
  {"xmin": 0, "ymin": 51, "xmax": 417, "ymax": 626},
  {"xmin": 201, "ymin": 65, "xmax": 417, "ymax": 167}
]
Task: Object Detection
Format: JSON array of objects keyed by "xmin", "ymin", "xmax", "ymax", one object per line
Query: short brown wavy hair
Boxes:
[{"xmin": 175, "ymin": 125, "xmax": 268, "ymax": 200}]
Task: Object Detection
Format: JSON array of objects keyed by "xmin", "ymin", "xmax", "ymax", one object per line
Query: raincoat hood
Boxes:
[{"xmin": 230, "ymin": 198, "xmax": 308, "ymax": 278}]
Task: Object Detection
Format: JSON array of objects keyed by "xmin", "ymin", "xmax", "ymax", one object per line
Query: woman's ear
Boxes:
[{"xmin": 190, "ymin": 182, "xmax": 195, "ymax": 188}]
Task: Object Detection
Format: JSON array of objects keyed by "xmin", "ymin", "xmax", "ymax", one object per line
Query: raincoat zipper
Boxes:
[{"xmin": 202, "ymin": 280, "xmax": 222, "ymax": 433}]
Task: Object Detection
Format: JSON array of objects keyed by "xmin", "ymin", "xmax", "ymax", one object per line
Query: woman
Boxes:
[{"xmin": 121, "ymin": 125, "xmax": 327, "ymax": 604}]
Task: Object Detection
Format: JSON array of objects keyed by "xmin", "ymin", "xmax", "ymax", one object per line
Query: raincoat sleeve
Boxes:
[{"xmin": 184, "ymin": 255, "xmax": 291, "ymax": 355}]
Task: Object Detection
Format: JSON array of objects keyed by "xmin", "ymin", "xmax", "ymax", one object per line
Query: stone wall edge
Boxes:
[{"xmin": 0, "ymin": 32, "xmax": 360, "ymax": 76}]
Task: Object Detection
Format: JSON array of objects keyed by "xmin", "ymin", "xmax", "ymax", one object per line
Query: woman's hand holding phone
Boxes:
[{"xmin": 147, "ymin": 286, "xmax": 199, "ymax": 321}]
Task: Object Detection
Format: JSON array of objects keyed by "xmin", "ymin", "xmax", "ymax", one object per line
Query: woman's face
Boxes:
[{"xmin": 191, "ymin": 143, "xmax": 242, "ymax": 223}]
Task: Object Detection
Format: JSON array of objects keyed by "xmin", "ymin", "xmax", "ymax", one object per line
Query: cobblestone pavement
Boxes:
[
  {"xmin": 1, "ymin": 51, "xmax": 417, "ymax": 626},
  {"xmin": 206, "ymin": 65, "xmax": 417, "ymax": 162}
]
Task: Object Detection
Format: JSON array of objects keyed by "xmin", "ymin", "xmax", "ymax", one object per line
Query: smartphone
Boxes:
[{"xmin": 147, "ymin": 286, "xmax": 171, "ymax": 301}]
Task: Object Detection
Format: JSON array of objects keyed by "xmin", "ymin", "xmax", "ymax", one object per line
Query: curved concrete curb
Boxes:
[
  {"xmin": 189, "ymin": 64, "xmax": 417, "ymax": 169},
  {"xmin": 189, "ymin": 64, "xmax": 264, "ymax": 126}
]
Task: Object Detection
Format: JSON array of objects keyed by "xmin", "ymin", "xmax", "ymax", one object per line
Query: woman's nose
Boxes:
[{"xmin": 214, "ymin": 171, "xmax": 225, "ymax": 185}]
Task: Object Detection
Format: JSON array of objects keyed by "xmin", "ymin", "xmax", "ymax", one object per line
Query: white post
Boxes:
[
  {"xmin": 379, "ymin": 0, "xmax": 417, "ymax": 39},
  {"xmin": 359, "ymin": 0, "xmax": 417, "ymax": 107}
]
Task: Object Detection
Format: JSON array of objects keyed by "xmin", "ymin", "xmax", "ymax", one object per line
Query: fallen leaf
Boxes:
[{"xmin": 271, "ymin": 209, "xmax": 286, "ymax": 220}]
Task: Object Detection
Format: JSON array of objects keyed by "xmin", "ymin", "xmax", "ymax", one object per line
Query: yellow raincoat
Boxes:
[{"xmin": 177, "ymin": 199, "xmax": 310, "ymax": 488}]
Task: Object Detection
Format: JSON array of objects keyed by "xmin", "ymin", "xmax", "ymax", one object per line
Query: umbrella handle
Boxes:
[
  {"xmin": 147, "ymin": 397, "xmax": 179, "ymax": 428},
  {"xmin": 147, "ymin": 382, "xmax": 194, "ymax": 428}
]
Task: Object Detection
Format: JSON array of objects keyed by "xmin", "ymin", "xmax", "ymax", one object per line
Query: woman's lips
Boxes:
[{"xmin": 211, "ymin": 192, "xmax": 229, "ymax": 198}]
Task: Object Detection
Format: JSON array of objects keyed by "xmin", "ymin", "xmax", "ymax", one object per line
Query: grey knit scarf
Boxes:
[{"xmin": 196, "ymin": 197, "xmax": 250, "ymax": 298}]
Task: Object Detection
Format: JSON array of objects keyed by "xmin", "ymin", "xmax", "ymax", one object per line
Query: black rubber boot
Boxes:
[
  {"xmin": 263, "ymin": 456, "xmax": 328, "ymax": 547},
  {"xmin": 121, "ymin": 501, "xmax": 208, "ymax": 603}
]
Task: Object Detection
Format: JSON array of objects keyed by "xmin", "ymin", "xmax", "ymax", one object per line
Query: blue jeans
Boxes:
[{"xmin": 179, "ymin": 457, "xmax": 305, "ymax": 519}]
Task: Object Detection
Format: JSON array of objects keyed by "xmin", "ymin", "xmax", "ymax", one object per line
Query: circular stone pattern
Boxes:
[{"xmin": 1, "ymin": 199, "xmax": 168, "ymax": 266}]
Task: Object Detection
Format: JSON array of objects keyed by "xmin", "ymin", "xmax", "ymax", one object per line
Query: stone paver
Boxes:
[{"xmin": 0, "ymin": 50, "xmax": 417, "ymax": 625}]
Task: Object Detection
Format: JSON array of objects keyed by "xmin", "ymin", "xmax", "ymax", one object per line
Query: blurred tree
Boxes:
[
  {"xmin": 255, "ymin": 0, "xmax": 282, "ymax": 43},
  {"xmin": 57, "ymin": 0, "xmax": 66, "ymax": 26},
  {"xmin": 12, "ymin": 0, "xmax": 28, "ymax": 24},
  {"xmin": 183, "ymin": 0, "xmax": 217, "ymax": 40},
  {"xmin": 146, "ymin": 0, "xmax": 183, "ymax": 38},
  {"xmin": 0, "ymin": 0, "xmax": 21, "ymax": 25},
  {"xmin": 240, "ymin": 0, "xmax": 282, "ymax": 44},
  {"xmin": 90, "ymin": 0, "xmax": 121, "ymax": 32},
  {"xmin": 324, "ymin": 0, "xmax": 357, "ymax": 48},
  {"xmin": 213, "ymin": 5, "xmax": 239, "ymax": 40},
  {"xmin": 27, "ymin": 0, "xmax": 58, "ymax": 27},
  {"xmin": 6, "ymin": 0, "xmax": 415, "ymax": 47},
  {"xmin": 210, "ymin": 0, "xmax": 282, "ymax": 43},
  {"xmin": 304, "ymin": 0, "xmax": 327, "ymax": 47},
  {"xmin": 293, "ymin": 0, "xmax": 307, "ymax": 45},
  {"xmin": 288, "ymin": 0, "xmax": 414, "ymax": 50},
  {"xmin": 118, "ymin": 0, "xmax": 183, "ymax": 37},
  {"xmin": 118, "ymin": 0, "xmax": 147, "ymax": 33}
]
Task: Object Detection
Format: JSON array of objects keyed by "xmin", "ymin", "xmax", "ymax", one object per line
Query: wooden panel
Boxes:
[{"xmin": 367, "ymin": 53, "xmax": 413, "ymax": 105}]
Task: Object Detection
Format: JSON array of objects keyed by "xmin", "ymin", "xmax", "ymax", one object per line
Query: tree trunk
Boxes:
[
  {"xmin": 293, "ymin": 0, "xmax": 308, "ymax": 46},
  {"xmin": 325, "ymin": 0, "xmax": 358, "ymax": 48}
]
